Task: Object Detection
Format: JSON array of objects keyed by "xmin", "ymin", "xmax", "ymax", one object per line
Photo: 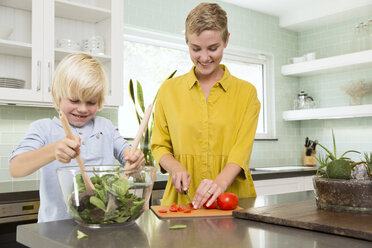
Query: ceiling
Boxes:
[{"xmin": 220, "ymin": 0, "xmax": 372, "ymax": 31}]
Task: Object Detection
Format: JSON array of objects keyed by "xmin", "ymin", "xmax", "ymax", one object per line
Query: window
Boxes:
[{"xmin": 119, "ymin": 27, "xmax": 274, "ymax": 139}]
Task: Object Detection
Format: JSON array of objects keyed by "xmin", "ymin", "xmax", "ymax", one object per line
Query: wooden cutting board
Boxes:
[
  {"xmin": 151, "ymin": 205, "xmax": 242, "ymax": 219},
  {"xmin": 233, "ymin": 200, "xmax": 372, "ymax": 241}
]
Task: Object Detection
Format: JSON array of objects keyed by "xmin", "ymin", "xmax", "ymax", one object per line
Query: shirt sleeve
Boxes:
[
  {"xmin": 9, "ymin": 120, "xmax": 48, "ymax": 162},
  {"xmin": 226, "ymin": 86, "xmax": 261, "ymax": 178},
  {"xmin": 151, "ymin": 86, "xmax": 173, "ymax": 173}
]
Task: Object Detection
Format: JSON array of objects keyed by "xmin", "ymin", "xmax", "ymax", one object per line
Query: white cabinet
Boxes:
[
  {"xmin": 0, "ymin": 0, "xmax": 123, "ymax": 107},
  {"xmin": 254, "ymin": 176, "xmax": 314, "ymax": 196},
  {"xmin": 281, "ymin": 50, "xmax": 372, "ymax": 120}
]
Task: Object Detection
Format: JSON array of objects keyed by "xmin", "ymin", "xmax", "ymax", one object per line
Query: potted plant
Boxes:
[
  {"xmin": 128, "ymin": 70, "xmax": 177, "ymax": 166},
  {"xmin": 312, "ymin": 130, "xmax": 372, "ymax": 213}
]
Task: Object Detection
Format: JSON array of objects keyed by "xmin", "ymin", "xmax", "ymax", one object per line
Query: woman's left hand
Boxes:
[
  {"xmin": 192, "ymin": 179, "xmax": 225, "ymax": 209},
  {"xmin": 124, "ymin": 147, "xmax": 145, "ymax": 170}
]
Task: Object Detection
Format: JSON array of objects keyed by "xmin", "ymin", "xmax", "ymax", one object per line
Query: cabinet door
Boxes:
[
  {"xmin": 0, "ymin": 0, "xmax": 43, "ymax": 103},
  {"xmin": 41, "ymin": 0, "xmax": 54, "ymax": 103},
  {"xmin": 53, "ymin": 0, "xmax": 122, "ymax": 107}
]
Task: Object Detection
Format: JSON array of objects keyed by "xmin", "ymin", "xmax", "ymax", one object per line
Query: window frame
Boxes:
[{"xmin": 122, "ymin": 26, "xmax": 275, "ymax": 139}]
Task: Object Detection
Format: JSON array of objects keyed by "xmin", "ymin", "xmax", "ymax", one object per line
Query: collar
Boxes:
[
  {"xmin": 186, "ymin": 64, "xmax": 231, "ymax": 91},
  {"xmin": 52, "ymin": 116, "xmax": 100, "ymax": 136}
]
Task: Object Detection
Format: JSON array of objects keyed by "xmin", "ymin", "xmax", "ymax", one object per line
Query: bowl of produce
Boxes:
[{"xmin": 57, "ymin": 165, "xmax": 157, "ymax": 228}]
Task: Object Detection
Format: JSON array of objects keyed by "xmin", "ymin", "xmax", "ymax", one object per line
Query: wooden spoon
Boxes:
[
  {"xmin": 122, "ymin": 103, "xmax": 153, "ymax": 178},
  {"xmin": 59, "ymin": 112, "xmax": 95, "ymax": 192}
]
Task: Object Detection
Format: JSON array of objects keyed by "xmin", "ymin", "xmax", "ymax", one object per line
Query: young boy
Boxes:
[{"xmin": 9, "ymin": 53, "xmax": 144, "ymax": 222}]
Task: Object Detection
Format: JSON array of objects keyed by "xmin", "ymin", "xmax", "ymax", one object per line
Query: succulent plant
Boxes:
[
  {"xmin": 314, "ymin": 130, "xmax": 360, "ymax": 179},
  {"xmin": 129, "ymin": 70, "xmax": 177, "ymax": 165}
]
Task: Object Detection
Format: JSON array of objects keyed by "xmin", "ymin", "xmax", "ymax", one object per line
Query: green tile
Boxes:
[
  {"xmin": 0, "ymin": 145, "xmax": 13, "ymax": 156},
  {"xmin": 0, "ymin": 181, "xmax": 12, "ymax": 193},
  {"xmin": 0, "ymin": 168, "xmax": 12, "ymax": 181},
  {"xmin": 12, "ymin": 180, "xmax": 39, "ymax": 192}
]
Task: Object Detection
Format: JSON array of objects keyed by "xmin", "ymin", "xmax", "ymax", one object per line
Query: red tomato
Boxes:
[
  {"xmin": 169, "ymin": 203, "xmax": 178, "ymax": 212},
  {"xmin": 158, "ymin": 209, "xmax": 168, "ymax": 213},
  {"xmin": 183, "ymin": 209, "xmax": 192, "ymax": 213},
  {"xmin": 187, "ymin": 203, "xmax": 195, "ymax": 210},
  {"xmin": 177, "ymin": 205, "xmax": 187, "ymax": 212},
  {"xmin": 217, "ymin": 192, "xmax": 239, "ymax": 210},
  {"xmin": 203, "ymin": 196, "xmax": 218, "ymax": 209}
]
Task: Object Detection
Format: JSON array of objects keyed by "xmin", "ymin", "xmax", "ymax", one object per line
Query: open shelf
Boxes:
[
  {"xmin": 55, "ymin": 48, "xmax": 111, "ymax": 62},
  {"xmin": 55, "ymin": 0, "xmax": 111, "ymax": 23},
  {"xmin": 281, "ymin": 50, "xmax": 372, "ymax": 76},
  {"xmin": 282, "ymin": 104, "xmax": 372, "ymax": 121},
  {"xmin": 0, "ymin": 39, "xmax": 31, "ymax": 57}
]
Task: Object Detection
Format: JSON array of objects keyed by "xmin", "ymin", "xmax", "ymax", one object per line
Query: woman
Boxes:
[{"xmin": 151, "ymin": 2, "xmax": 260, "ymax": 209}]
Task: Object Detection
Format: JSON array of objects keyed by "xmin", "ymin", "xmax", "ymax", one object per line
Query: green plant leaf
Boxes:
[
  {"xmin": 129, "ymin": 79, "xmax": 135, "ymax": 105},
  {"xmin": 332, "ymin": 129, "xmax": 337, "ymax": 159},
  {"xmin": 314, "ymin": 142, "xmax": 336, "ymax": 160},
  {"xmin": 89, "ymin": 196, "xmax": 106, "ymax": 211},
  {"xmin": 136, "ymin": 81, "xmax": 145, "ymax": 113},
  {"xmin": 167, "ymin": 70, "xmax": 177, "ymax": 79},
  {"xmin": 339, "ymin": 150, "xmax": 360, "ymax": 159}
]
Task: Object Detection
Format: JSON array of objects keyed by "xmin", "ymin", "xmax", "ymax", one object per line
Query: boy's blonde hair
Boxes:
[
  {"xmin": 185, "ymin": 2, "xmax": 228, "ymax": 43},
  {"xmin": 51, "ymin": 53, "xmax": 106, "ymax": 110}
]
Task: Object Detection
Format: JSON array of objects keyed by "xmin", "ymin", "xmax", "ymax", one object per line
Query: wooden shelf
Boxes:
[
  {"xmin": 281, "ymin": 50, "xmax": 372, "ymax": 76},
  {"xmin": 0, "ymin": 39, "xmax": 31, "ymax": 57},
  {"xmin": 55, "ymin": 0, "xmax": 111, "ymax": 23},
  {"xmin": 282, "ymin": 104, "xmax": 372, "ymax": 121}
]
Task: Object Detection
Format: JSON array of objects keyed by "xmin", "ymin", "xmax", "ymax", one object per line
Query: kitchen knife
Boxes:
[
  {"xmin": 181, "ymin": 182, "xmax": 193, "ymax": 206},
  {"xmin": 184, "ymin": 190, "xmax": 193, "ymax": 205}
]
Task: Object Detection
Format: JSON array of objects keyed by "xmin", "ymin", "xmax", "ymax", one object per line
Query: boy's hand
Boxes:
[
  {"xmin": 55, "ymin": 136, "xmax": 81, "ymax": 163},
  {"xmin": 124, "ymin": 147, "xmax": 145, "ymax": 170}
]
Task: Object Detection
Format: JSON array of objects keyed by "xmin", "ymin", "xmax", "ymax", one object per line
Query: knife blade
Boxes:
[
  {"xmin": 184, "ymin": 190, "xmax": 193, "ymax": 205},
  {"xmin": 181, "ymin": 182, "xmax": 193, "ymax": 206}
]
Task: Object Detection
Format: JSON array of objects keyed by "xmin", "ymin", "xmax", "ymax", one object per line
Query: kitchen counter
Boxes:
[{"xmin": 16, "ymin": 191, "xmax": 371, "ymax": 248}]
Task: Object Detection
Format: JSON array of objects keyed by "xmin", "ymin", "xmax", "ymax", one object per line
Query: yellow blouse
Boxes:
[{"xmin": 151, "ymin": 65, "xmax": 261, "ymax": 206}]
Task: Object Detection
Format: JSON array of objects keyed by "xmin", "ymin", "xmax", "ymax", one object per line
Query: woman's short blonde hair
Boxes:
[
  {"xmin": 51, "ymin": 53, "xmax": 106, "ymax": 110},
  {"xmin": 185, "ymin": 2, "xmax": 228, "ymax": 43}
]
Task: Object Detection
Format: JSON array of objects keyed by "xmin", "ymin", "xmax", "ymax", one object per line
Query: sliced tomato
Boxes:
[
  {"xmin": 158, "ymin": 209, "xmax": 168, "ymax": 213},
  {"xmin": 169, "ymin": 203, "xmax": 178, "ymax": 212},
  {"xmin": 177, "ymin": 205, "xmax": 187, "ymax": 212},
  {"xmin": 183, "ymin": 209, "xmax": 192, "ymax": 213}
]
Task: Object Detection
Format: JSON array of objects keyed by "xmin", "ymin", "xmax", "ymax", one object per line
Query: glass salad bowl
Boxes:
[{"xmin": 57, "ymin": 165, "xmax": 157, "ymax": 228}]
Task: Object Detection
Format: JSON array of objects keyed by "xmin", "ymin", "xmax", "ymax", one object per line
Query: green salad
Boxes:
[{"xmin": 68, "ymin": 169, "xmax": 146, "ymax": 224}]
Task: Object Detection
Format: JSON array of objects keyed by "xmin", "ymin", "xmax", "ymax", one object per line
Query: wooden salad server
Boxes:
[
  {"xmin": 122, "ymin": 103, "xmax": 154, "ymax": 178},
  {"xmin": 59, "ymin": 112, "xmax": 95, "ymax": 192}
]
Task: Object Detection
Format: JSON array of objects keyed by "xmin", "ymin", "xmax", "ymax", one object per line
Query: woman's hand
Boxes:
[
  {"xmin": 54, "ymin": 136, "xmax": 81, "ymax": 163},
  {"xmin": 192, "ymin": 179, "xmax": 225, "ymax": 209},
  {"xmin": 170, "ymin": 164, "xmax": 191, "ymax": 194},
  {"xmin": 124, "ymin": 147, "xmax": 145, "ymax": 170}
]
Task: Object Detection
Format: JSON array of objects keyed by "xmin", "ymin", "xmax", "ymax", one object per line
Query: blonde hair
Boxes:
[
  {"xmin": 51, "ymin": 53, "xmax": 106, "ymax": 110},
  {"xmin": 185, "ymin": 2, "xmax": 228, "ymax": 43}
]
